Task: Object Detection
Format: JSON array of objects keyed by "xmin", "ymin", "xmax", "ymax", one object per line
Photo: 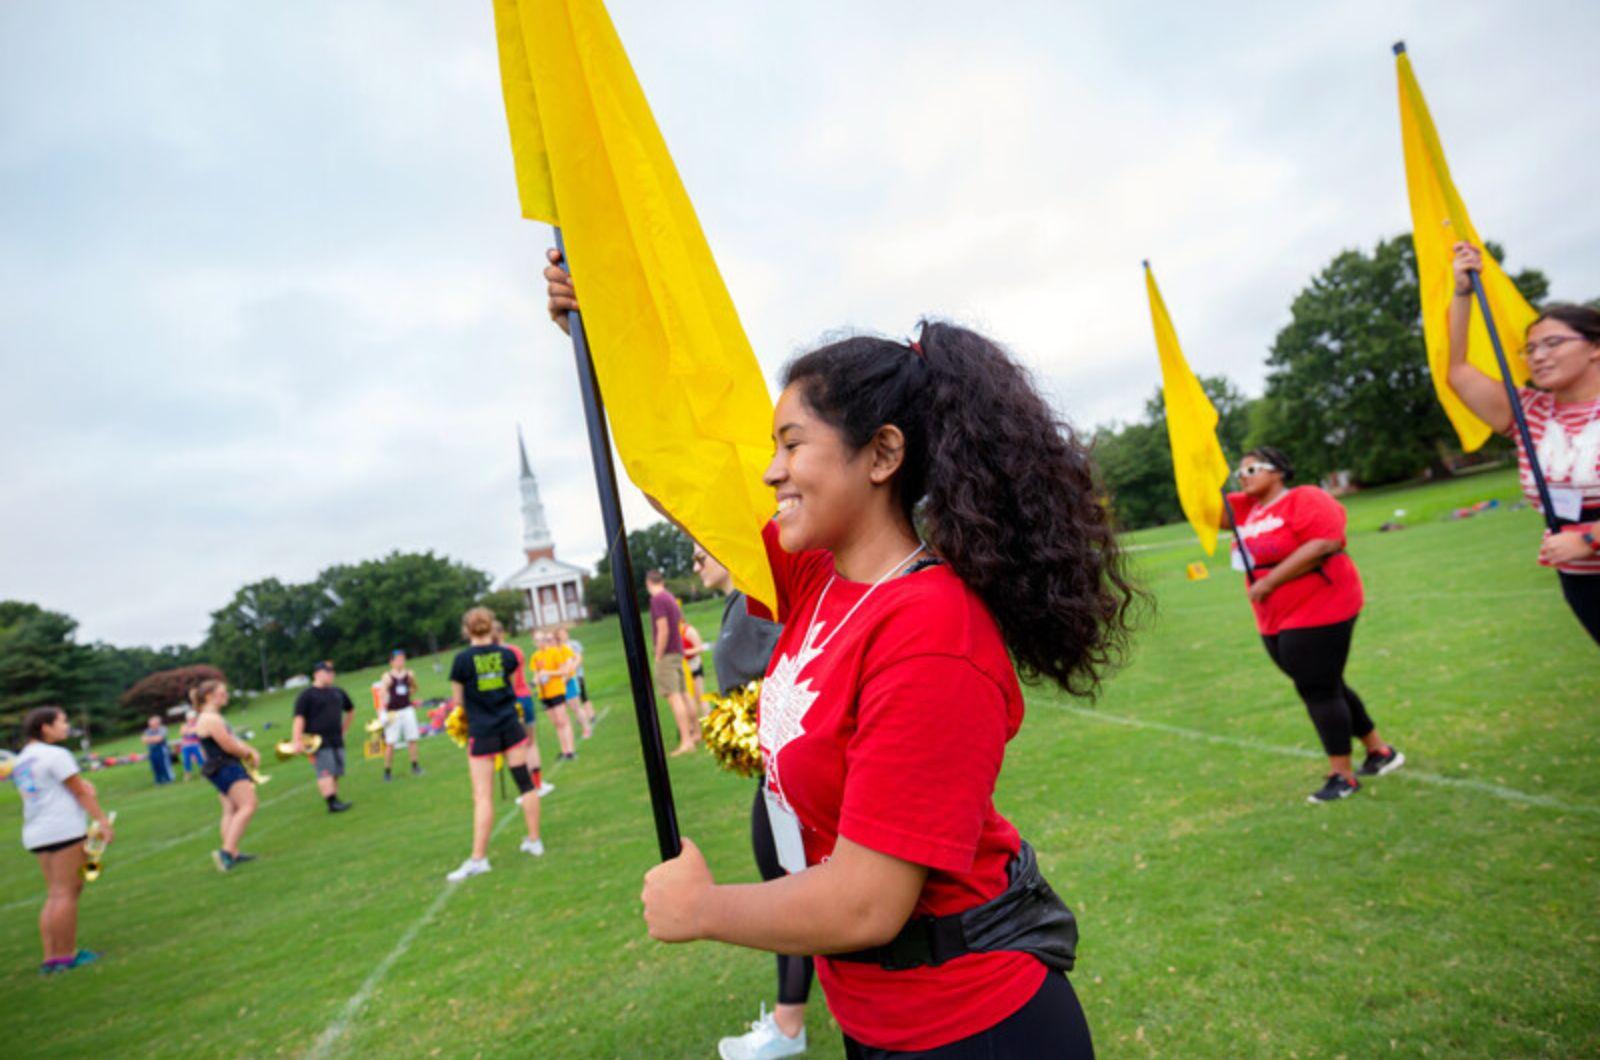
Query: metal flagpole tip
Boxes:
[
  {"xmin": 1392, "ymin": 41, "xmax": 1406, "ymax": 55},
  {"xmin": 1141, "ymin": 259, "xmax": 1150, "ymax": 270}
]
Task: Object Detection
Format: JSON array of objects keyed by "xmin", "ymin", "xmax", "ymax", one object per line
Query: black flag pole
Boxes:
[
  {"xmin": 1220, "ymin": 484, "xmax": 1255, "ymax": 583},
  {"xmin": 552, "ymin": 227, "xmax": 683, "ymax": 861},
  {"xmin": 1466, "ymin": 266, "xmax": 1560, "ymax": 534}
]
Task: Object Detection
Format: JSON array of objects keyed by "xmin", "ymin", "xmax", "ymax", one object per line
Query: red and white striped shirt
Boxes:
[{"xmin": 1514, "ymin": 388, "xmax": 1600, "ymax": 575}]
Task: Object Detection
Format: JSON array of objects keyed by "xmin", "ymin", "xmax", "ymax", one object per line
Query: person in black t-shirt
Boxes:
[
  {"xmin": 444, "ymin": 607, "xmax": 545, "ymax": 882},
  {"xmin": 291, "ymin": 662, "xmax": 355, "ymax": 813}
]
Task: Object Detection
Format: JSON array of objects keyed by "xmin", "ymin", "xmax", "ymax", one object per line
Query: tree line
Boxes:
[{"xmin": 1092, "ymin": 234, "xmax": 1575, "ymax": 529}]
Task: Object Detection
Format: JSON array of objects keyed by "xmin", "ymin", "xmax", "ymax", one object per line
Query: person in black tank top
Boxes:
[
  {"xmin": 190, "ymin": 679, "xmax": 262, "ymax": 873},
  {"xmin": 378, "ymin": 651, "xmax": 423, "ymax": 781}
]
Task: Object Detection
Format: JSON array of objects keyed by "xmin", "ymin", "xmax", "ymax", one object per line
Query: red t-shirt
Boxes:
[
  {"xmin": 507, "ymin": 643, "xmax": 532, "ymax": 699},
  {"xmin": 750, "ymin": 521, "xmax": 1046, "ymax": 1051},
  {"xmin": 1227, "ymin": 486, "xmax": 1364, "ymax": 635}
]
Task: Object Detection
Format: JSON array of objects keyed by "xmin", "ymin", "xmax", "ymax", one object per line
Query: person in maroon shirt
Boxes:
[
  {"xmin": 1226, "ymin": 446, "xmax": 1403, "ymax": 804},
  {"xmin": 607, "ymin": 327, "xmax": 1133, "ymax": 1058}
]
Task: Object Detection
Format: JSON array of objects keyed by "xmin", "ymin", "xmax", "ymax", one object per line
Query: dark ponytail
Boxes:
[
  {"xmin": 783, "ymin": 320, "xmax": 1141, "ymax": 696},
  {"xmin": 23, "ymin": 706, "xmax": 64, "ymax": 742}
]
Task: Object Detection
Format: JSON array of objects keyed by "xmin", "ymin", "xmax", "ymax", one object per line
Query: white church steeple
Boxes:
[{"xmin": 519, "ymin": 426, "xmax": 555, "ymax": 562}]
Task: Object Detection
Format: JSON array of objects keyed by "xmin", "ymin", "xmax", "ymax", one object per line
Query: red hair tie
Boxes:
[{"xmin": 907, "ymin": 339, "xmax": 923, "ymax": 357}]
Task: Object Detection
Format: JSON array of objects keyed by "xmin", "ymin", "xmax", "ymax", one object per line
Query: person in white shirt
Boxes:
[{"xmin": 13, "ymin": 706, "xmax": 114, "ymax": 974}]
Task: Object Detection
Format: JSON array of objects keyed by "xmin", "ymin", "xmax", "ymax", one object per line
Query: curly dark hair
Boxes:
[{"xmin": 782, "ymin": 320, "xmax": 1142, "ymax": 696}]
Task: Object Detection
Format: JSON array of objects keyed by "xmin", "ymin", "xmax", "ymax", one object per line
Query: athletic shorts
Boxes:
[
  {"xmin": 577, "ymin": 677, "xmax": 588, "ymax": 702},
  {"xmin": 689, "ymin": 659, "xmax": 705, "ymax": 679},
  {"xmin": 313, "ymin": 746, "xmax": 346, "ymax": 778},
  {"xmin": 654, "ymin": 653, "xmax": 686, "ymax": 697},
  {"xmin": 517, "ymin": 695, "xmax": 537, "ymax": 724},
  {"xmin": 469, "ymin": 716, "xmax": 528, "ymax": 758},
  {"xmin": 565, "ymin": 678, "xmax": 580, "ymax": 701},
  {"xmin": 29, "ymin": 834, "xmax": 87, "ymax": 855},
  {"xmin": 383, "ymin": 706, "xmax": 420, "ymax": 747},
  {"xmin": 207, "ymin": 762, "xmax": 252, "ymax": 795},
  {"xmin": 541, "ymin": 694, "xmax": 567, "ymax": 712}
]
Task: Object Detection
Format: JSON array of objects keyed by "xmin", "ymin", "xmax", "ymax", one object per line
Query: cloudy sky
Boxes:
[{"xmin": 3, "ymin": 1, "xmax": 1597, "ymax": 647}]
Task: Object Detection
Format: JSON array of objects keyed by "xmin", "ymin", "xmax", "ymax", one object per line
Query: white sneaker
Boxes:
[
  {"xmin": 520, "ymin": 838, "xmax": 545, "ymax": 857},
  {"xmin": 446, "ymin": 858, "xmax": 490, "ymax": 882},
  {"xmin": 718, "ymin": 1004, "xmax": 806, "ymax": 1060}
]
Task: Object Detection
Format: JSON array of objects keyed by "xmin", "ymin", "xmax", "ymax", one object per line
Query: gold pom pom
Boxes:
[
  {"xmin": 445, "ymin": 706, "xmax": 470, "ymax": 748},
  {"xmin": 699, "ymin": 680, "xmax": 763, "ymax": 778}
]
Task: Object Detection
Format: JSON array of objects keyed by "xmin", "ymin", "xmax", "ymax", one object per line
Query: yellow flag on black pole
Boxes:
[
  {"xmin": 493, "ymin": 0, "xmax": 777, "ymax": 610},
  {"xmin": 1144, "ymin": 262, "xmax": 1231, "ymax": 555}
]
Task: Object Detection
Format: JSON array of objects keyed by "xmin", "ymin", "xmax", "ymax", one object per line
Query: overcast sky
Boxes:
[{"xmin": 3, "ymin": 1, "xmax": 1597, "ymax": 647}]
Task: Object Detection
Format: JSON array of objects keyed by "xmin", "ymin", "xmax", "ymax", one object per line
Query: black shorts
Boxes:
[
  {"xmin": 577, "ymin": 677, "xmax": 588, "ymax": 702},
  {"xmin": 30, "ymin": 835, "xmax": 87, "ymax": 855},
  {"xmin": 469, "ymin": 716, "xmax": 528, "ymax": 758},
  {"xmin": 540, "ymin": 695, "xmax": 567, "ymax": 711}
]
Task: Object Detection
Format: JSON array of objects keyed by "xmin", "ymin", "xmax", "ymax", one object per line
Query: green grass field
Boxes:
[{"xmin": 2, "ymin": 468, "xmax": 1596, "ymax": 1058}]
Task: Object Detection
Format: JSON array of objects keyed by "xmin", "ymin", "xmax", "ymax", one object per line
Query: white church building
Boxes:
[{"xmin": 499, "ymin": 428, "xmax": 588, "ymax": 628}]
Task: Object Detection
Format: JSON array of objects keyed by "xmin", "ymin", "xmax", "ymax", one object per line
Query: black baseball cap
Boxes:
[{"xmin": 313, "ymin": 660, "xmax": 335, "ymax": 673}]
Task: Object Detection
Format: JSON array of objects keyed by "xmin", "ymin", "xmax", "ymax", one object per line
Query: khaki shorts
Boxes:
[
  {"xmin": 654, "ymin": 653, "xmax": 686, "ymax": 698},
  {"xmin": 383, "ymin": 706, "xmax": 420, "ymax": 748}
]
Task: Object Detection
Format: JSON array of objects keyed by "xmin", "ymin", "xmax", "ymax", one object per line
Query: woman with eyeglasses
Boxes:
[
  {"xmin": 1227, "ymin": 447, "xmax": 1403, "ymax": 803},
  {"xmin": 1445, "ymin": 244, "xmax": 1600, "ymax": 645}
]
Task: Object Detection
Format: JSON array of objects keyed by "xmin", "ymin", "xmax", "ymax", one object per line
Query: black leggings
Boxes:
[
  {"xmin": 843, "ymin": 971, "xmax": 1093, "ymax": 1059},
  {"xmin": 1558, "ymin": 572, "xmax": 1600, "ymax": 646},
  {"xmin": 1261, "ymin": 617, "xmax": 1375, "ymax": 757},
  {"xmin": 750, "ymin": 779, "xmax": 814, "ymax": 1005}
]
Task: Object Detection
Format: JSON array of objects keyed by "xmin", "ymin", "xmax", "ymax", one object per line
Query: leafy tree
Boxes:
[
  {"xmin": 317, "ymin": 552, "xmax": 490, "ymax": 670},
  {"xmin": 119, "ymin": 664, "xmax": 226, "ymax": 720},
  {"xmin": 1094, "ymin": 376, "xmax": 1255, "ymax": 530},
  {"xmin": 590, "ymin": 521, "xmax": 700, "ymax": 615},
  {"xmin": 0, "ymin": 601, "xmax": 100, "ymax": 742},
  {"xmin": 476, "ymin": 588, "xmax": 530, "ymax": 635},
  {"xmin": 204, "ymin": 577, "xmax": 334, "ymax": 691},
  {"xmin": 1249, "ymin": 235, "xmax": 1548, "ymax": 486}
]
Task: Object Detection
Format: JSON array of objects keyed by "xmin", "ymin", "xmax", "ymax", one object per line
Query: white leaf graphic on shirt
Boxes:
[{"xmin": 759, "ymin": 618, "xmax": 826, "ymax": 815}]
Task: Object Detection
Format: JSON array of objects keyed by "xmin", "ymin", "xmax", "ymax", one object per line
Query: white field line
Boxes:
[
  {"xmin": 0, "ymin": 782, "xmax": 313, "ymax": 913},
  {"xmin": 1056, "ymin": 704, "xmax": 1600, "ymax": 818},
  {"xmin": 309, "ymin": 746, "xmax": 582, "ymax": 1059}
]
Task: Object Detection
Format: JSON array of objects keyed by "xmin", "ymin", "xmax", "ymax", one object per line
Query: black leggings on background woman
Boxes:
[
  {"xmin": 750, "ymin": 782, "xmax": 814, "ymax": 1006},
  {"xmin": 1261, "ymin": 618, "xmax": 1372, "ymax": 757}
]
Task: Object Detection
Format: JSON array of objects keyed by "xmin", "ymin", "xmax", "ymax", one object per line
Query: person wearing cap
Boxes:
[
  {"xmin": 291, "ymin": 661, "xmax": 355, "ymax": 813},
  {"xmin": 377, "ymin": 650, "xmax": 423, "ymax": 781},
  {"xmin": 1226, "ymin": 446, "xmax": 1404, "ymax": 804}
]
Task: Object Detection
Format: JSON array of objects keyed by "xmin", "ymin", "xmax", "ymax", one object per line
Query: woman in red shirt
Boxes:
[
  {"xmin": 1227, "ymin": 446, "xmax": 1403, "ymax": 803},
  {"xmin": 1446, "ymin": 244, "xmax": 1600, "ymax": 646},
  {"xmin": 624, "ymin": 319, "xmax": 1139, "ymax": 1057}
]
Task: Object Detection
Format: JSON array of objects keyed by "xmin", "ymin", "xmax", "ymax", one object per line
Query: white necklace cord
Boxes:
[{"xmin": 805, "ymin": 542, "xmax": 927, "ymax": 654}]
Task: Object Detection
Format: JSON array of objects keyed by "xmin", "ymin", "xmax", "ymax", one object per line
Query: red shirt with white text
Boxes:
[
  {"xmin": 1227, "ymin": 486, "xmax": 1363, "ymax": 635},
  {"xmin": 750, "ymin": 521, "xmax": 1046, "ymax": 1051}
]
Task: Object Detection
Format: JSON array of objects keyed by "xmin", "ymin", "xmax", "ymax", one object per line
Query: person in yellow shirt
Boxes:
[{"xmin": 531, "ymin": 630, "xmax": 578, "ymax": 761}]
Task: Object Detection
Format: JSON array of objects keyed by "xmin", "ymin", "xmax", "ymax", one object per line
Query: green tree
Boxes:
[
  {"xmin": 476, "ymin": 588, "xmax": 529, "ymax": 635},
  {"xmin": 1249, "ymin": 235, "xmax": 1548, "ymax": 486},
  {"xmin": 1095, "ymin": 376, "xmax": 1255, "ymax": 530},
  {"xmin": 203, "ymin": 577, "xmax": 334, "ymax": 691},
  {"xmin": 590, "ymin": 521, "xmax": 698, "ymax": 615},
  {"xmin": 0, "ymin": 602, "xmax": 101, "ymax": 743}
]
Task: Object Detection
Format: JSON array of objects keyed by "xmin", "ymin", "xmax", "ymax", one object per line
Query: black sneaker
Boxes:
[
  {"xmin": 1358, "ymin": 747, "xmax": 1405, "ymax": 777},
  {"xmin": 383, "ymin": 771, "xmax": 393, "ymax": 782},
  {"xmin": 411, "ymin": 764, "xmax": 423, "ymax": 776},
  {"xmin": 212, "ymin": 850, "xmax": 234, "ymax": 873},
  {"xmin": 1308, "ymin": 774, "xmax": 1360, "ymax": 804},
  {"xmin": 231, "ymin": 852, "xmax": 257, "ymax": 864},
  {"xmin": 328, "ymin": 799, "xmax": 353, "ymax": 813}
]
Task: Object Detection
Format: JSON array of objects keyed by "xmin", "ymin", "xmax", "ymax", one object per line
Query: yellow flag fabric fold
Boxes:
[
  {"xmin": 493, "ymin": 0, "xmax": 777, "ymax": 610},
  {"xmin": 1395, "ymin": 46, "xmax": 1535, "ymax": 453},
  {"xmin": 1144, "ymin": 263, "xmax": 1231, "ymax": 555}
]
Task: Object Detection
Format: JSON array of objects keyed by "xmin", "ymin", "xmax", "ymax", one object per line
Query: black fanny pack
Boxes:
[{"xmin": 829, "ymin": 840, "xmax": 1078, "ymax": 973}]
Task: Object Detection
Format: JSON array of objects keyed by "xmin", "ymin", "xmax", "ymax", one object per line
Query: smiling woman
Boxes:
[{"xmin": 1445, "ymin": 243, "xmax": 1600, "ymax": 645}]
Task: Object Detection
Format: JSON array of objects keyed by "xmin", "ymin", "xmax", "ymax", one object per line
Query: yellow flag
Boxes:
[
  {"xmin": 493, "ymin": 0, "xmax": 777, "ymax": 610},
  {"xmin": 1395, "ymin": 43, "xmax": 1536, "ymax": 453},
  {"xmin": 1144, "ymin": 263, "xmax": 1231, "ymax": 555}
]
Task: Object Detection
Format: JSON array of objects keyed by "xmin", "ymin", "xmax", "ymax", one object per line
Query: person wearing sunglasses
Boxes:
[
  {"xmin": 1227, "ymin": 446, "xmax": 1403, "ymax": 803},
  {"xmin": 1445, "ymin": 244, "xmax": 1600, "ymax": 645}
]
